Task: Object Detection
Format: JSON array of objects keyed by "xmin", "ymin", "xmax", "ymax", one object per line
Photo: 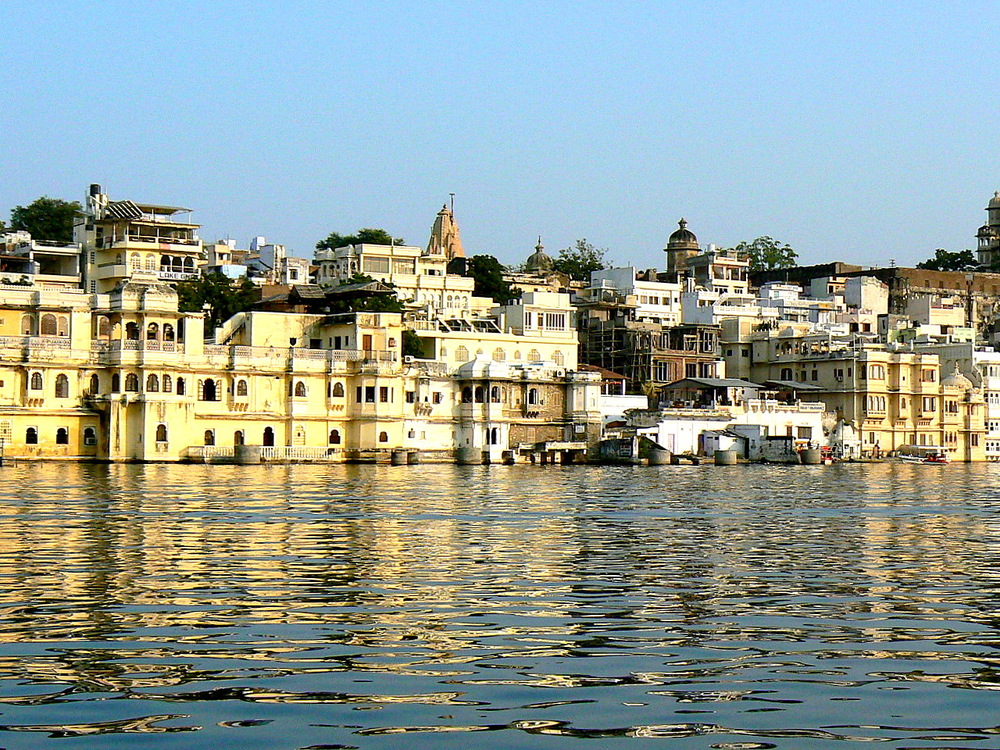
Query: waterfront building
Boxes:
[
  {"xmin": 742, "ymin": 327, "xmax": 986, "ymax": 460},
  {"xmin": 77, "ymin": 184, "xmax": 204, "ymax": 294},
  {"xmin": 626, "ymin": 393, "xmax": 826, "ymax": 460},
  {"xmin": 0, "ymin": 271, "xmax": 600, "ymax": 463},
  {"xmin": 911, "ymin": 341, "xmax": 1000, "ymax": 461}
]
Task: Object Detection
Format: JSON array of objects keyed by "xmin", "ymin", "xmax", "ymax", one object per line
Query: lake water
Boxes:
[{"xmin": 1, "ymin": 462, "xmax": 1000, "ymax": 749}]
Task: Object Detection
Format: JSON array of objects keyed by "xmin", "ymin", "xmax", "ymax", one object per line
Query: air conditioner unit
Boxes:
[{"xmin": 404, "ymin": 355, "xmax": 414, "ymax": 363}]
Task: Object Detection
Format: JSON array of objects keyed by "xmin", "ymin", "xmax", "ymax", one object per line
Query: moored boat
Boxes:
[{"xmin": 897, "ymin": 445, "xmax": 950, "ymax": 464}]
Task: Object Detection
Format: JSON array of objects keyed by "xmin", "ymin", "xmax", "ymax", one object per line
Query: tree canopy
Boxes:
[
  {"xmin": 730, "ymin": 236, "xmax": 798, "ymax": 272},
  {"xmin": 916, "ymin": 248, "xmax": 978, "ymax": 272},
  {"xmin": 316, "ymin": 228, "xmax": 404, "ymax": 252},
  {"xmin": 177, "ymin": 272, "xmax": 259, "ymax": 331},
  {"xmin": 465, "ymin": 255, "xmax": 518, "ymax": 303},
  {"xmin": 553, "ymin": 239, "xmax": 610, "ymax": 281},
  {"xmin": 10, "ymin": 196, "xmax": 81, "ymax": 243}
]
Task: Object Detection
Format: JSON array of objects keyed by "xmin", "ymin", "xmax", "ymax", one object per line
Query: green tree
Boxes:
[
  {"xmin": 316, "ymin": 227, "xmax": 404, "ymax": 252},
  {"xmin": 916, "ymin": 248, "xmax": 978, "ymax": 272},
  {"xmin": 10, "ymin": 196, "xmax": 81, "ymax": 243},
  {"xmin": 465, "ymin": 255, "xmax": 518, "ymax": 302},
  {"xmin": 177, "ymin": 272, "xmax": 259, "ymax": 330},
  {"xmin": 553, "ymin": 239, "xmax": 610, "ymax": 280},
  {"xmin": 730, "ymin": 236, "xmax": 798, "ymax": 272}
]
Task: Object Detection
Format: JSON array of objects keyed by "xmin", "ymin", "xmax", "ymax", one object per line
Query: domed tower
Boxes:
[
  {"xmin": 664, "ymin": 218, "xmax": 700, "ymax": 276},
  {"xmin": 976, "ymin": 192, "xmax": 1000, "ymax": 267},
  {"xmin": 524, "ymin": 237, "xmax": 554, "ymax": 273}
]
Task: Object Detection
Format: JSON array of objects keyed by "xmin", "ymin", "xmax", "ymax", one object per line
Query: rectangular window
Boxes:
[
  {"xmin": 406, "ymin": 391, "xmax": 415, "ymax": 403},
  {"xmin": 922, "ymin": 396, "xmax": 937, "ymax": 412},
  {"xmin": 433, "ymin": 392, "xmax": 443, "ymax": 404},
  {"xmin": 544, "ymin": 312, "xmax": 567, "ymax": 330},
  {"xmin": 362, "ymin": 256, "xmax": 390, "ymax": 274},
  {"xmin": 356, "ymin": 386, "xmax": 362, "ymax": 402},
  {"xmin": 365, "ymin": 386, "xmax": 376, "ymax": 403},
  {"xmin": 922, "ymin": 369, "xmax": 936, "ymax": 382},
  {"xmin": 379, "ymin": 386, "xmax": 389, "ymax": 403}
]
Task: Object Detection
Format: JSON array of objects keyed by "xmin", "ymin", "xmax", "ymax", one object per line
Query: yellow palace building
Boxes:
[{"xmin": 0, "ymin": 276, "xmax": 601, "ymax": 464}]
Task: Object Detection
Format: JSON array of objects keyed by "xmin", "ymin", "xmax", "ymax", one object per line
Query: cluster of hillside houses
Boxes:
[{"xmin": 3, "ymin": 183, "xmax": 1000, "ymax": 463}]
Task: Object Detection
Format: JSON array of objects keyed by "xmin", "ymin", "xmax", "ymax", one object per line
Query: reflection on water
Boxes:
[{"xmin": 0, "ymin": 462, "xmax": 999, "ymax": 748}]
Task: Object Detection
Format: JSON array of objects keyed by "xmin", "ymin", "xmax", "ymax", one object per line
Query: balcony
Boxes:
[{"xmin": 98, "ymin": 234, "xmax": 200, "ymax": 250}]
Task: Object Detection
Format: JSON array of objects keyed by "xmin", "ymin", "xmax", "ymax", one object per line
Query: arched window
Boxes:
[
  {"xmin": 54, "ymin": 374, "xmax": 69, "ymax": 398},
  {"xmin": 379, "ymin": 431, "xmax": 389, "ymax": 443},
  {"xmin": 183, "ymin": 257, "xmax": 194, "ymax": 271},
  {"xmin": 332, "ymin": 382, "xmax": 345, "ymax": 398},
  {"xmin": 294, "ymin": 380, "xmax": 307, "ymax": 397},
  {"xmin": 130, "ymin": 252, "xmax": 141, "ymax": 269},
  {"xmin": 294, "ymin": 427, "xmax": 305, "ymax": 446},
  {"xmin": 528, "ymin": 349, "xmax": 541, "ymax": 363},
  {"xmin": 20, "ymin": 315, "xmax": 35, "ymax": 336},
  {"xmin": 329, "ymin": 429, "xmax": 341, "ymax": 445},
  {"xmin": 146, "ymin": 374, "xmax": 159, "ymax": 392},
  {"xmin": 553, "ymin": 350, "xmax": 565, "ymax": 366},
  {"xmin": 146, "ymin": 323, "xmax": 159, "ymax": 341},
  {"xmin": 176, "ymin": 377, "xmax": 186, "ymax": 395},
  {"xmin": 236, "ymin": 379, "xmax": 249, "ymax": 397},
  {"xmin": 111, "ymin": 373, "xmax": 120, "ymax": 392},
  {"xmin": 145, "ymin": 254, "xmax": 156, "ymax": 271},
  {"xmin": 474, "ymin": 385, "xmax": 485, "ymax": 402},
  {"xmin": 97, "ymin": 317, "xmax": 111, "ymax": 339},
  {"xmin": 488, "ymin": 427, "xmax": 500, "ymax": 445},
  {"xmin": 234, "ymin": 430, "xmax": 244, "ymax": 446},
  {"xmin": 155, "ymin": 424, "xmax": 167, "ymax": 442},
  {"xmin": 204, "ymin": 429, "xmax": 215, "ymax": 446},
  {"xmin": 456, "ymin": 346, "xmax": 469, "ymax": 362},
  {"xmin": 56, "ymin": 427, "xmax": 69, "ymax": 445},
  {"xmin": 89, "ymin": 373, "xmax": 99, "ymax": 395},
  {"xmin": 25, "ymin": 427, "xmax": 38, "ymax": 445},
  {"xmin": 493, "ymin": 348, "xmax": 506, "ymax": 362},
  {"xmin": 83, "ymin": 427, "xmax": 97, "ymax": 446},
  {"xmin": 57, "ymin": 316, "xmax": 69, "ymax": 337},
  {"xmin": 528, "ymin": 387, "xmax": 539, "ymax": 405},
  {"xmin": 461, "ymin": 386, "xmax": 473, "ymax": 403},
  {"xmin": 125, "ymin": 373, "xmax": 139, "ymax": 392},
  {"xmin": 263, "ymin": 426, "xmax": 275, "ymax": 446},
  {"xmin": 30, "ymin": 372, "xmax": 43, "ymax": 391},
  {"xmin": 490, "ymin": 385, "xmax": 501, "ymax": 403},
  {"xmin": 514, "ymin": 350, "xmax": 522, "ymax": 361},
  {"xmin": 780, "ymin": 367, "xmax": 793, "ymax": 381},
  {"xmin": 163, "ymin": 374, "xmax": 172, "ymax": 393},
  {"xmin": 40, "ymin": 314, "xmax": 57, "ymax": 336},
  {"xmin": 163, "ymin": 323, "xmax": 175, "ymax": 342},
  {"xmin": 200, "ymin": 379, "xmax": 217, "ymax": 401},
  {"xmin": 125, "ymin": 322, "xmax": 139, "ymax": 340}
]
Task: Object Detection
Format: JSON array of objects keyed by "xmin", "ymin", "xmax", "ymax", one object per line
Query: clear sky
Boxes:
[{"xmin": 3, "ymin": 1, "xmax": 998, "ymax": 270}]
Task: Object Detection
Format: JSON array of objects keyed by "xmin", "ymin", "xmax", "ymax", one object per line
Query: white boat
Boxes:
[{"xmin": 897, "ymin": 445, "xmax": 950, "ymax": 464}]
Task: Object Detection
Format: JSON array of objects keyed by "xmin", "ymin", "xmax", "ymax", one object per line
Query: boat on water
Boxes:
[{"xmin": 897, "ymin": 445, "xmax": 951, "ymax": 464}]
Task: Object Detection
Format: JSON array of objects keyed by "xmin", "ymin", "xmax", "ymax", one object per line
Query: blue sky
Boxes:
[{"xmin": 2, "ymin": 1, "xmax": 998, "ymax": 270}]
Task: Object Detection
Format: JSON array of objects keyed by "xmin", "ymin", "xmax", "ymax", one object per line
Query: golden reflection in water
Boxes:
[{"xmin": 0, "ymin": 462, "xmax": 999, "ymax": 746}]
